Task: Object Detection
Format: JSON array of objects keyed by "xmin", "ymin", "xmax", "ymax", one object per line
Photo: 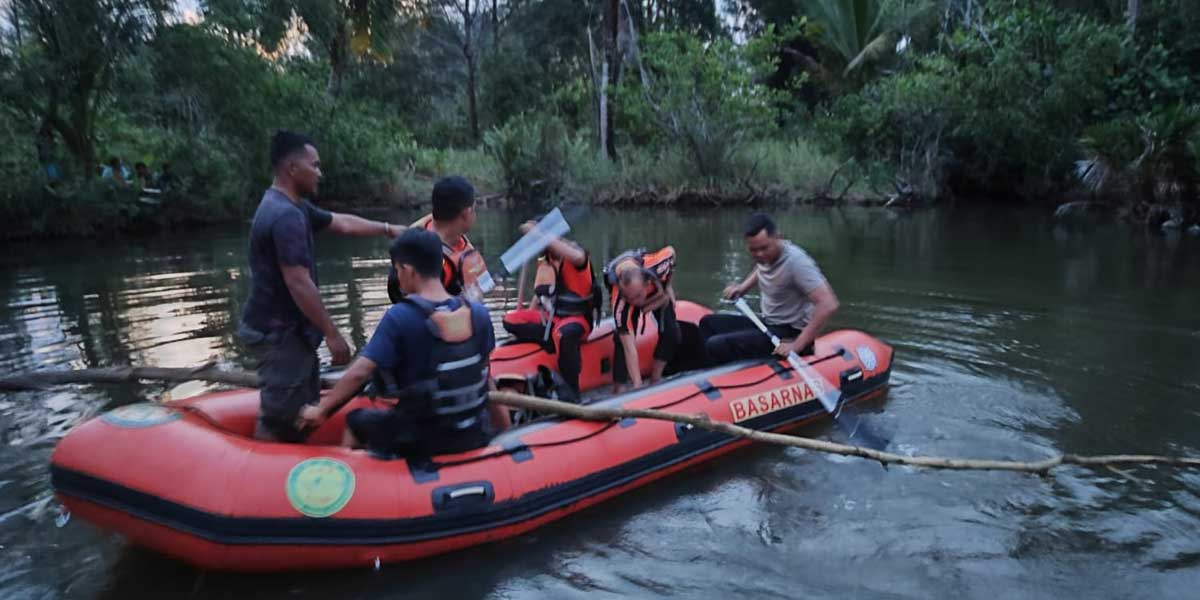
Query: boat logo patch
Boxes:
[
  {"xmin": 287, "ymin": 458, "xmax": 356, "ymax": 518},
  {"xmin": 729, "ymin": 382, "xmax": 818, "ymax": 423},
  {"xmin": 101, "ymin": 403, "xmax": 181, "ymax": 428},
  {"xmin": 856, "ymin": 346, "xmax": 878, "ymax": 371}
]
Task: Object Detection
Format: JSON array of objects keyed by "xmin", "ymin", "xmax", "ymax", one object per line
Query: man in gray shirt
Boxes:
[
  {"xmin": 700, "ymin": 213, "xmax": 840, "ymax": 364},
  {"xmin": 240, "ymin": 130, "xmax": 403, "ymax": 442}
]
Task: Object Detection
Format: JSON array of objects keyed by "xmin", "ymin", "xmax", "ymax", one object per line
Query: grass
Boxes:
[{"xmin": 392, "ymin": 146, "xmax": 506, "ymax": 205}]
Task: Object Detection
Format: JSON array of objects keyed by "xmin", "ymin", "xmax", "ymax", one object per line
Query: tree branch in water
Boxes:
[
  {"xmin": 4, "ymin": 366, "xmax": 1198, "ymax": 475},
  {"xmin": 0, "ymin": 363, "xmax": 278, "ymax": 391},
  {"xmin": 488, "ymin": 391, "xmax": 1200, "ymax": 475}
]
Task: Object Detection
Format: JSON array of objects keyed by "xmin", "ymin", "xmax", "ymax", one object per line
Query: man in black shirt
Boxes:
[{"xmin": 240, "ymin": 130, "xmax": 402, "ymax": 442}]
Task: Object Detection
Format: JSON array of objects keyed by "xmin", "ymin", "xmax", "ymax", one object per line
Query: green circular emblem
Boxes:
[
  {"xmin": 286, "ymin": 458, "xmax": 356, "ymax": 518},
  {"xmin": 100, "ymin": 403, "xmax": 181, "ymax": 428}
]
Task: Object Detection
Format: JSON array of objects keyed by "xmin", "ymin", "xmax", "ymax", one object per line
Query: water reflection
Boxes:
[{"xmin": 1, "ymin": 206, "xmax": 1199, "ymax": 598}]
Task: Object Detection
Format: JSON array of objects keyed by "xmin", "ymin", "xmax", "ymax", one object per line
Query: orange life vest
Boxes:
[
  {"xmin": 604, "ymin": 246, "xmax": 675, "ymax": 294},
  {"xmin": 409, "ymin": 214, "xmax": 494, "ymax": 299},
  {"xmin": 535, "ymin": 253, "xmax": 600, "ymax": 326},
  {"xmin": 605, "ymin": 247, "xmax": 675, "ymax": 334}
]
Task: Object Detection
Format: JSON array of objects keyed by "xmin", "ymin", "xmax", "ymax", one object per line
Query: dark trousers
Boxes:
[
  {"xmin": 239, "ymin": 324, "xmax": 320, "ymax": 442},
  {"xmin": 346, "ymin": 407, "xmax": 490, "ymax": 458},
  {"xmin": 699, "ymin": 314, "xmax": 810, "ymax": 365},
  {"xmin": 502, "ymin": 310, "xmax": 589, "ymax": 394},
  {"xmin": 613, "ymin": 302, "xmax": 681, "ymax": 384}
]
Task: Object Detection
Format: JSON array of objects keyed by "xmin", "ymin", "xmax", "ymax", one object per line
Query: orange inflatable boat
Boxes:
[{"xmin": 50, "ymin": 302, "xmax": 892, "ymax": 571}]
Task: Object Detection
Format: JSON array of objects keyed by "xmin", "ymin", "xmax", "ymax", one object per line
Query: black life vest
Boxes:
[{"xmin": 371, "ymin": 295, "xmax": 491, "ymax": 443}]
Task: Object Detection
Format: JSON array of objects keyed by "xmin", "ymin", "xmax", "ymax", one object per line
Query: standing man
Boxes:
[
  {"xmin": 240, "ymin": 129, "xmax": 401, "ymax": 443},
  {"xmin": 701, "ymin": 214, "xmax": 839, "ymax": 364},
  {"xmin": 388, "ymin": 176, "xmax": 494, "ymax": 303}
]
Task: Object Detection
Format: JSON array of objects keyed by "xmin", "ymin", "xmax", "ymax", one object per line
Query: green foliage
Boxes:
[
  {"xmin": 1077, "ymin": 115, "xmax": 1142, "ymax": 197},
  {"xmin": 617, "ymin": 31, "xmax": 785, "ymax": 179},
  {"xmin": 801, "ymin": 0, "xmax": 932, "ymax": 75},
  {"xmin": 821, "ymin": 3, "xmax": 1124, "ymax": 198},
  {"xmin": 1086, "ymin": 104, "xmax": 1200, "ymax": 208},
  {"xmin": 480, "ymin": 40, "xmax": 551, "ymax": 131},
  {"xmin": 203, "ymin": 0, "xmax": 401, "ymax": 96},
  {"xmin": 483, "ymin": 112, "xmax": 572, "ymax": 202},
  {"xmin": 6, "ymin": 0, "xmax": 1200, "ymax": 237},
  {"xmin": 740, "ymin": 137, "xmax": 845, "ymax": 194},
  {"xmin": 1, "ymin": 0, "xmax": 171, "ymax": 170}
]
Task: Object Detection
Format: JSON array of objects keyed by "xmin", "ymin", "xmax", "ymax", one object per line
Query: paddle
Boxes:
[
  {"xmin": 500, "ymin": 207, "xmax": 571, "ymax": 274},
  {"xmin": 733, "ymin": 298, "xmax": 888, "ymax": 450}
]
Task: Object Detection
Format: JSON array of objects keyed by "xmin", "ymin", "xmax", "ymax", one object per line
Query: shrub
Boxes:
[
  {"xmin": 483, "ymin": 112, "xmax": 570, "ymax": 203},
  {"xmin": 819, "ymin": 3, "xmax": 1123, "ymax": 199},
  {"xmin": 615, "ymin": 32, "xmax": 785, "ymax": 180}
]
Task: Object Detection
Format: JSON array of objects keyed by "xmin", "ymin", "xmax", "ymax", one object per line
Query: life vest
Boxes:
[
  {"xmin": 604, "ymin": 246, "xmax": 675, "ymax": 288},
  {"xmin": 371, "ymin": 295, "xmax": 490, "ymax": 444},
  {"xmin": 535, "ymin": 253, "xmax": 602, "ymax": 328},
  {"xmin": 605, "ymin": 247, "xmax": 676, "ymax": 335},
  {"xmin": 388, "ymin": 215, "xmax": 495, "ymax": 303},
  {"xmin": 604, "ymin": 246, "xmax": 675, "ymax": 303}
]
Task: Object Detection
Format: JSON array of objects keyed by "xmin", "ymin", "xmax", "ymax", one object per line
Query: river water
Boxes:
[{"xmin": 2, "ymin": 206, "xmax": 1199, "ymax": 599}]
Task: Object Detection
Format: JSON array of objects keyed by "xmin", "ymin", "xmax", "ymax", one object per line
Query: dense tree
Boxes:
[
  {"xmin": 2, "ymin": 0, "xmax": 1200, "ymax": 237},
  {"xmin": 0, "ymin": 0, "xmax": 171, "ymax": 172},
  {"xmin": 203, "ymin": 0, "xmax": 403, "ymax": 98}
]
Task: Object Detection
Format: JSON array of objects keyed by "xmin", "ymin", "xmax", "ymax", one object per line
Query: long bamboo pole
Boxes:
[{"xmin": 5, "ymin": 366, "xmax": 1198, "ymax": 475}]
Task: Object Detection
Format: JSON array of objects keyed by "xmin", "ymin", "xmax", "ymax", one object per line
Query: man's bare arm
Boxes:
[{"xmin": 328, "ymin": 212, "xmax": 404, "ymax": 238}]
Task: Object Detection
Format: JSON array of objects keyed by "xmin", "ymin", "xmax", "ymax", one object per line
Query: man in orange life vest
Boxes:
[
  {"xmin": 387, "ymin": 176, "xmax": 494, "ymax": 304},
  {"xmin": 606, "ymin": 247, "xmax": 681, "ymax": 392},
  {"xmin": 501, "ymin": 221, "xmax": 600, "ymax": 399}
]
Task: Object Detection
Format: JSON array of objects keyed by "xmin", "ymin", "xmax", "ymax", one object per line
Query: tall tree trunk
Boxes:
[
  {"xmin": 603, "ymin": 0, "xmax": 620, "ymax": 161},
  {"xmin": 598, "ymin": 60, "xmax": 609, "ymax": 155},
  {"xmin": 492, "ymin": 0, "xmax": 499, "ymax": 51},
  {"xmin": 326, "ymin": 60, "xmax": 346, "ymax": 99},
  {"xmin": 326, "ymin": 23, "xmax": 348, "ymax": 98},
  {"xmin": 587, "ymin": 27, "xmax": 607, "ymax": 156},
  {"xmin": 48, "ymin": 91, "xmax": 97, "ymax": 173},
  {"xmin": 54, "ymin": 122, "xmax": 94, "ymax": 174},
  {"xmin": 9, "ymin": 2, "xmax": 21, "ymax": 46},
  {"xmin": 1127, "ymin": 0, "xmax": 1140, "ymax": 33},
  {"xmin": 461, "ymin": 0, "xmax": 479, "ymax": 140},
  {"xmin": 467, "ymin": 49, "xmax": 479, "ymax": 140}
]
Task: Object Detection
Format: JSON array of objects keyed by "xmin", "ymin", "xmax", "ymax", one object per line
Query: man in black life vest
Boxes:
[
  {"xmin": 298, "ymin": 228, "xmax": 509, "ymax": 456},
  {"xmin": 501, "ymin": 221, "xmax": 601, "ymax": 399}
]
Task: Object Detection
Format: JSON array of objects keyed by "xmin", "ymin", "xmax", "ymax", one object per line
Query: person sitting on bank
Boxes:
[
  {"xmin": 387, "ymin": 176, "xmax": 494, "ymax": 303},
  {"xmin": 297, "ymin": 228, "xmax": 508, "ymax": 455},
  {"xmin": 700, "ymin": 213, "xmax": 839, "ymax": 364},
  {"xmin": 239, "ymin": 129, "xmax": 402, "ymax": 443},
  {"xmin": 101, "ymin": 157, "xmax": 129, "ymax": 187},
  {"xmin": 133, "ymin": 162, "xmax": 155, "ymax": 190},
  {"xmin": 501, "ymin": 221, "xmax": 601, "ymax": 399},
  {"xmin": 605, "ymin": 247, "xmax": 681, "ymax": 393}
]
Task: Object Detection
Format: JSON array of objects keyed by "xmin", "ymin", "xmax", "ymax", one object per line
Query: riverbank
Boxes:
[
  {"xmin": 0, "ymin": 139, "xmax": 894, "ymax": 240},
  {"xmin": 5, "ymin": 137, "xmax": 1195, "ymax": 241}
]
